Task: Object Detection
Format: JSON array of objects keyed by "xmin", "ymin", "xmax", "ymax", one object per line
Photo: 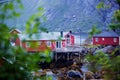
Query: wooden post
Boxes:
[
  {"xmin": 67, "ymin": 52, "xmax": 69, "ymax": 60},
  {"xmin": 55, "ymin": 52, "xmax": 57, "ymax": 61},
  {"xmin": 79, "ymin": 52, "xmax": 80, "ymax": 60},
  {"xmin": 83, "ymin": 72, "xmax": 86, "ymax": 80}
]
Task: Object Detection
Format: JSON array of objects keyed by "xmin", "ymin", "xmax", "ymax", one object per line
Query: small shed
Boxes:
[{"xmin": 93, "ymin": 30, "xmax": 119, "ymax": 46}]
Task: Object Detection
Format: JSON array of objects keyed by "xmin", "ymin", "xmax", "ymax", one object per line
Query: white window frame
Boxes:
[
  {"xmin": 95, "ymin": 38, "xmax": 98, "ymax": 42},
  {"xmin": 113, "ymin": 38, "xmax": 117, "ymax": 42},
  {"xmin": 26, "ymin": 42, "xmax": 30, "ymax": 47}
]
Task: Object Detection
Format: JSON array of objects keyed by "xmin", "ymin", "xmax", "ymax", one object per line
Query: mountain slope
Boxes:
[{"xmin": 5, "ymin": 0, "xmax": 119, "ymax": 32}]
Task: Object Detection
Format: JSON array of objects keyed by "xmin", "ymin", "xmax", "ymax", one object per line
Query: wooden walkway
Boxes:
[{"xmin": 53, "ymin": 46, "xmax": 83, "ymax": 61}]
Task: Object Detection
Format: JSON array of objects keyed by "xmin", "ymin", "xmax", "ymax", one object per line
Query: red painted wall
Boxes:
[
  {"xmin": 21, "ymin": 40, "xmax": 66, "ymax": 52},
  {"xmin": 15, "ymin": 38, "xmax": 21, "ymax": 46},
  {"xmin": 22, "ymin": 40, "xmax": 49, "ymax": 52},
  {"xmin": 65, "ymin": 33, "xmax": 75, "ymax": 46},
  {"xmin": 62, "ymin": 40, "xmax": 66, "ymax": 48},
  {"xmin": 51, "ymin": 41, "xmax": 56, "ymax": 50},
  {"xmin": 93, "ymin": 37, "xmax": 119, "ymax": 45},
  {"xmin": 70, "ymin": 35, "xmax": 74, "ymax": 45}
]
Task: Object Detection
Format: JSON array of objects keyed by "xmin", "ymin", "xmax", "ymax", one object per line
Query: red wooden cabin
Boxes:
[
  {"xmin": 18, "ymin": 32, "xmax": 67, "ymax": 52},
  {"xmin": 93, "ymin": 30, "xmax": 119, "ymax": 46},
  {"xmin": 10, "ymin": 29, "xmax": 75, "ymax": 52}
]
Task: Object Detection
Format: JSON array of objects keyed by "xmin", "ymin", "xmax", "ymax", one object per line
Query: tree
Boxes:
[
  {"xmin": 96, "ymin": 0, "xmax": 119, "ymax": 28},
  {"xmin": 108, "ymin": 0, "xmax": 120, "ymax": 33},
  {"xmin": 89, "ymin": 25, "xmax": 101, "ymax": 38},
  {"xmin": 0, "ymin": 0, "xmax": 50, "ymax": 80},
  {"xmin": 85, "ymin": 0, "xmax": 120, "ymax": 79}
]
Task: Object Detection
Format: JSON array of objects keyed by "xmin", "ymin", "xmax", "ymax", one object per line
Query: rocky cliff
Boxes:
[{"xmin": 5, "ymin": 0, "xmax": 119, "ymax": 32}]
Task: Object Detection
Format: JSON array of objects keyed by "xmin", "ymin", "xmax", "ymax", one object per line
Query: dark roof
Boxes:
[{"xmin": 93, "ymin": 30, "xmax": 119, "ymax": 37}]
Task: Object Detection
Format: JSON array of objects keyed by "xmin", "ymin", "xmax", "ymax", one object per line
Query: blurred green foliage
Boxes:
[
  {"xmin": 86, "ymin": 50, "xmax": 120, "ymax": 79},
  {"xmin": 89, "ymin": 25, "xmax": 101, "ymax": 38},
  {"xmin": 0, "ymin": 0, "xmax": 51, "ymax": 80},
  {"xmin": 96, "ymin": 1, "xmax": 110, "ymax": 9},
  {"xmin": 86, "ymin": 1, "xmax": 120, "ymax": 79},
  {"xmin": 96, "ymin": 2, "xmax": 104, "ymax": 9},
  {"xmin": 114, "ymin": 10, "xmax": 120, "ymax": 22},
  {"xmin": 86, "ymin": 52, "xmax": 109, "ymax": 72}
]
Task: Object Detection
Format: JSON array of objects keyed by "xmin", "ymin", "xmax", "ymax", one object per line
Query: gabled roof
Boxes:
[
  {"xmin": 10, "ymin": 29, "xmax": 21, "ymax": 34},
  {"xmin": 18, "ymin": 32, "xmax": 68, "ymax": 41},
  {"xmin": 93, "ymin": 30, "xmax": 119, "ymax": 37}
]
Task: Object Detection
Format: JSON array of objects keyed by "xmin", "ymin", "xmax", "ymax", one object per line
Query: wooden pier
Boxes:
[{"xmin": 53, "ymin": 46, "xmax": 83, "ymax": 61}]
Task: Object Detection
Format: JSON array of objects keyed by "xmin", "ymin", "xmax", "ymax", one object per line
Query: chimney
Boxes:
[
  {"xmin": 69, "ymin": 30, "xmax": 72, "ymax": 33},
  {"xmin": 60, "ymin": 31, "xmax": 63, "ymax": 37}
]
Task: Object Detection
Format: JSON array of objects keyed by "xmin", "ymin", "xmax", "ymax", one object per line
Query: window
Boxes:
[
  {"xmin": 26, "ymin": 42, "xmax": 30, "ymax": 47},
  {"xmin": 113, "ymin": 38, "xmax": 117, "ymax": 42},
  {"xmin": 66, "ymin": 34, "xmax": 70, "ymax": 45},
  {"xmin": 47, "ymin": 41, "xmax": 51, "ymax": 47},
  {"xmin": 102, "ymin": 38, "xmax": 104, "ymax": 41},
  {"xmin": 56, "ymin": 41, "xmax": 61, "ymax": 48},
  {"xmin": 66, "ymin": 38, "xmax": 70, "ymax": 44},
  {"xmin": 95, "ymin": 38, "xmax": 98, "ymax": 42}
]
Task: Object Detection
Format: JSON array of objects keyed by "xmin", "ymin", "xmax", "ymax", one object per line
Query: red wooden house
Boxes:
[
  {"xmin": 93, "ymin": 30, "xmax": 119, "ymax": 46},
  {"xmin": 64, "ymin": 31, "xmax": 75, "ymax": 46},
  {"xmin": 10, "ymin": 29, "xmax": 21, "ymax": 46},
  {"xmin": 10, "ymin": 29, "xmax": 75, "ymax": 52}
]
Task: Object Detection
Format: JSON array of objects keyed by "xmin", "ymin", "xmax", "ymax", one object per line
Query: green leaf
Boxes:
[
  {"xmin": 29, "ymin": 14, "xmax": 36, "ymax": 23},
  {"xmin": 89, "ymin": 25, "xmax": 101, "ymax": 37},
  {"xmin": 0, "ymin": 14, "xmax": 5, "ymax": 19},
  {"xmin": 37, "ymin": 7, "xmax": 44, "ymax": 11},
  {"xmin": 8, "ymin": 2, "xmax": 14, "ymax": 10},
  {"xmin": 114, "ymin": 10, "xmax": 120, "ymax": 22},
  {"xmin": 25, "ymin": 21, "xmax": 31, "ymax": 33},
  {"xmin": 13, "ymin": 11, "xmax": 21, "ymax": 17},
  {"xmin": 32, "ymin": 23, "xmax": 40, "ymax": 33},
  {"xmin": 16, "ymin": 0, "xmax": 21, "ymax": 3},
  {"xmin": 2, "ymin": 4, "xmax": 8, "ymax": 12},
  {"xmin": 19, "ymin": 4, "xmax": 24, "ymax": 9},
  {"xmin": 40, "ymin": 27, "xmax": 48, "ymax": 32},
  {"xmin": 36, "ymin": 12, "xmax": 44, "ymax": 17},
  {"xmin": 109, "ymin": 23, "xmax": 120, "ymax": 30},
  {"xmin": 96, "ymin": 2, "xmax": 104, "ymax": 9}
]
